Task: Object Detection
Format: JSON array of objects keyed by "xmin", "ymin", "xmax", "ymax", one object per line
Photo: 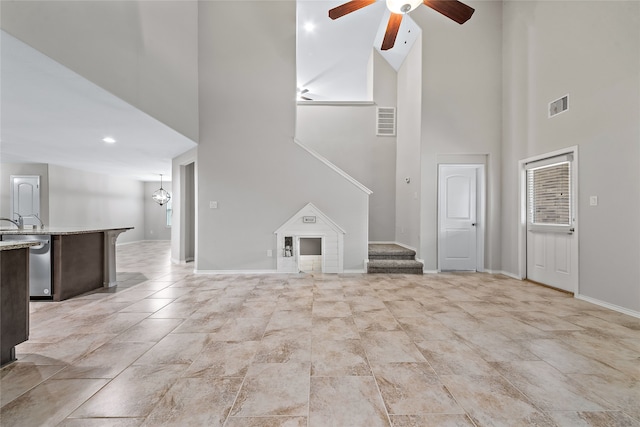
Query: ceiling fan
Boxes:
[
  {"xmin": 329, "ymin": 0, "xmax": 475, "ymax": 51},
  {"xmin": 297, "ymin": 88, "xmax": 313, "ymax": 101}
]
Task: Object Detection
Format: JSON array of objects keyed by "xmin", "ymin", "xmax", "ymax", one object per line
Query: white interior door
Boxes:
[
  {"xmin": 10, "ymin": 175, "xmax": 41, "ymax": 226},
  {"xmin": 438, "ymin": 166, "xmax": 477, "ymax": 271},
  {"xmin": 525, "ymin": 153, "xmax": 578, "ymax": 293}
]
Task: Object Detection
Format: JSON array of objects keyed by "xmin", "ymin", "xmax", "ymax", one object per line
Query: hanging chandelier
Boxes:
[{"xmin": 152, "ymin": 174, "xmax": 171, "ymax": 206}]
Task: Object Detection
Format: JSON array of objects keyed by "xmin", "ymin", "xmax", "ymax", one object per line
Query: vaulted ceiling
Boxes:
[
  {"xmin": 1, "ymin": 1, "xmax": 420, "ymax": 181},
  {"xmin": 297, "ymin": 0, "xmax": 420, "ymax": 101}
]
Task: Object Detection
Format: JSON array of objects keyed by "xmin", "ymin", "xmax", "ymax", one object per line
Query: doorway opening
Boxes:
[
  {"xmin": 184, "ymin": 162, "xmax": 195, "ymax": 263},
  {"xmin": 298, "ymin": 237, "xmax": 323, "ymax": 273},
  {"xmin": 172, "ymin": 153, "xmax": 196, "ymax": 267}
]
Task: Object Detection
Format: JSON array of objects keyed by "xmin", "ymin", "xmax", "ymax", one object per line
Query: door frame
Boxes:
[
  {"xmin": 171, "ymin": 150, "xmax": 197, "ymax": 267},
  {"xmin": 437, "ymin": 163, "xmax": 485, "ymax": 272},
  {"xmin": 518, "ymin": 146, "xmax": 579, "ymax": 290}
]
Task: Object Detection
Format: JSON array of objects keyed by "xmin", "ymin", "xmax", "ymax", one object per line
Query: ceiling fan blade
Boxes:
[
  {"xmin": 422, "ymin": 0, "xmax": 475, "ymax": 24},
  {"xmin": 381, "ymin": 13, "xmax": 403, "ymax": 51},
  {"xmin": 329, "ymin": 0, "xmax": 377, "ymax": 20}
]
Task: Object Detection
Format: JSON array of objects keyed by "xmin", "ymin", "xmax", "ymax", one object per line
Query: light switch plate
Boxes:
[{"xmin": 589, "ymin": 196, "xmax": 598, "ymax": 206}]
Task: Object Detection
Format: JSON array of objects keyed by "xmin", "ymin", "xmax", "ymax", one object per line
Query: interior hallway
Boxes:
[{"xmin": 1, "ymin": 241, "xmax": 639, "ymax": 426}]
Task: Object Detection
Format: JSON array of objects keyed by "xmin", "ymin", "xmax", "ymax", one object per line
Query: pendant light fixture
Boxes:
[{"xmin": 152, "ymin": 174, "xmax": 171, "ymax": 206}]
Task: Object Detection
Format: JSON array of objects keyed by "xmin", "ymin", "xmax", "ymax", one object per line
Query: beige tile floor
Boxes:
[{"xmin": 2, "ymin": 241, "xmax": 639, "ymax": 426}]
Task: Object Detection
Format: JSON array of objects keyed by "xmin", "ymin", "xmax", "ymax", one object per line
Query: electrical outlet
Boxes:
[
  {"xmin": 209, "ymin": 201, "xmax": 218, "ymax": 209},
  {"xmin": 589, "ymin": 196, "xmax": 598, "ymax": 206}
]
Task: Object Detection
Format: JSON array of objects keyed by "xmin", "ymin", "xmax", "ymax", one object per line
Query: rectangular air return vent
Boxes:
[
  {"xmin": 549, "ymin": 95, "xmax": 569, "ymax": 118},
  {"xmin": 377, "ymin": 107, "xmax": 396, "ymax": 136}
]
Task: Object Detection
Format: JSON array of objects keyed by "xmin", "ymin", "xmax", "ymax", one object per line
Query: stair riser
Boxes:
[{"xmin": 367, "ymin": 269, "xmax": 423, "ymax": 274}]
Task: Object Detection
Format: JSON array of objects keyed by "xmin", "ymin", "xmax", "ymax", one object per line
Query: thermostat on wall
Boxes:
[{"xmin": 303, "ymin": 216, "xmax": 316, "ymax": 223}]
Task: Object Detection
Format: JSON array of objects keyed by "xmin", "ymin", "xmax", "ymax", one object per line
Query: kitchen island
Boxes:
[
  {"xmin": 0, "ymin": 227, "xmax": 133, "ymax": 301},
  {"xmin": 0, "ymin": 241, "xmax": 38, "ymax": 365}
]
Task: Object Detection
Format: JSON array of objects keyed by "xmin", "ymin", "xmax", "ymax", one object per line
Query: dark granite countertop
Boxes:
[
  {"xmin": 0, "ymin": 226, "xmax": 133, "ymax": 236},
  {"xmin": 0, "ymin": 241, "xmax": 41, "ymax": 251}
]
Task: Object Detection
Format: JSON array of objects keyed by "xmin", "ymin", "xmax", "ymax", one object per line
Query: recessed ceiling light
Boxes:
[
  {"xmin": 304, "ymin": 22, "xmax": 315, "ymax": 33},
  {"xmin": 102, "ymin": 137, "xmax": 116, "ymax": 144}
]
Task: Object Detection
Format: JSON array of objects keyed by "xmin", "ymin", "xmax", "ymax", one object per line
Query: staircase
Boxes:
[{"xmin": 367, "ymin": 244, "xmax": 423, "ymax": 274}]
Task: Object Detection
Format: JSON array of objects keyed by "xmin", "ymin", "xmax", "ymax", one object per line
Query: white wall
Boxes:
[
  {"xmin": 502, "ymin": 1, "xmax": 640, "ymax": 312},
  {"xmin": 0, "ymin": 163, "xmax": 50, "ymax": 225},
  {"xmin": 296, "ymin": 51, "xmax": 397, "ymax": 241},
  {"xmin": 1, "ymin": 0, "xmax": 199, "ymax": 142},
  {"xmin": 396, "ymin": 38, "xmax": 423, "ymax": 253},
  {"xmin": 47, "ymin": 165, "xmax": 144, "ymax": 243},
  {"xmin": 1, "ymin": 163, "xmax": 144, "ymax": 243},
  {"xmin": 415, "ymin": 0, "xmax": 503, "ymax": 271},
  {"xmin": 144, "ymin": 181, "xmax": 171, "ymax": 240},
  {"xmin": 197, "ymin": 0, "xmax": 369, "ymax": 272}
]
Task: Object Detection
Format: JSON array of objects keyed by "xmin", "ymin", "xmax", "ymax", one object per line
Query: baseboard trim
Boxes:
[
  {"xmin": 416, "ymin": 259, "xmax": 437, "ymax": 274},
  {"xmin": 195, "ymin": 270, "xmax": 280, "ymax": 275},
  {"xmin": 195, "ymin": 269, "xmax": 368, "ymax": 275},
  {"xmin": 575, "ymin": 294, "xmax": 640, "ymax": 319},
  {"xmin": 117, "ymin": 239, "xmax": 170, "ymax": 247},
  {"xmin": 116, "ymin": 240, "xmax": 140, "ymax": 246},
  {"xmin": 492, "ymin": 270, "xmax": 522, "ymax": 280}
]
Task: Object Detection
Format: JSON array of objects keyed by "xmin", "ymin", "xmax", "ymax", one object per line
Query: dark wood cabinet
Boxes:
[{"xmin": 0, "ymin": 246, "xmax": 30, "ymax": 366}]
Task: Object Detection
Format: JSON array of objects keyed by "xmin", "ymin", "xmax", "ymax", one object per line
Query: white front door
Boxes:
[
  {"xmin": 10, "ymin": 175, "xmax": 41, "ymax": 226},
  {"xmin": 438, "ymin": 165, "xmax": 477, "ymax": 271},
  {"xmin": 525, "ymin": 153, "xmax": 578, "ymax": 293}
]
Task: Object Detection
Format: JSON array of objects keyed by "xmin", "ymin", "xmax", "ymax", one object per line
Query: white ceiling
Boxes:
[
  {"xmin": 0, "ymin": 30, "xmax": 197, "ymax": 182},
  {"xmin": 297, "ymin": 0, "xmax": 420, "ymax": 101},
  {"xmin": 0, "ymin": 1, "xmax": 420, "ymax": 181}
]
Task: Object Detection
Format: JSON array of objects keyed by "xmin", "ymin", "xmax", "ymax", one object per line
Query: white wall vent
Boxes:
[
  {"xmin": 549, "ymin": 95, "xmax": 569, "ymax": 118},
  {"xmin": 376, "ymin": 107, "xmax": 396, "ymax": 136}
]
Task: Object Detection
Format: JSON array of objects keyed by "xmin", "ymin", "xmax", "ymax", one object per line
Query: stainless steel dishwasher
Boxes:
[{"xmin": 2, "ymin": 234, "xmax": 52, "ymax": 298}]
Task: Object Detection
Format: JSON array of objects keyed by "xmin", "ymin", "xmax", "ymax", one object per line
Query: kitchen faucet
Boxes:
[
  {"xmin": 0, "ymin": 217, "xmax": 23, "ymax": 229},
  {"xmin": 32, "ymin": 213, "xmax": 45, "ymax": 229}
]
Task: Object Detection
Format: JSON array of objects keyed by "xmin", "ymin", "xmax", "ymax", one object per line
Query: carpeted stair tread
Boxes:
[{"xmin": 368, "ymin": 244, "xmax": 416, "ymax": 259}]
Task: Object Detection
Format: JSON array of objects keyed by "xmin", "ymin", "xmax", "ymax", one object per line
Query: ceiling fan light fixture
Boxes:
[{"xmin": 386, "ymin": 0, "xmax": 422, "ymax": 15}]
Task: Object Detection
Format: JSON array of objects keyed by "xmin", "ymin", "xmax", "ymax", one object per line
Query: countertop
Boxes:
[
  {"xmin": 0, "ymin": 226, "xmax": 134, "ymax": 236},
  {"xmin": 0, "ymin": 241, "xmax": 41, "ymax": 251}
]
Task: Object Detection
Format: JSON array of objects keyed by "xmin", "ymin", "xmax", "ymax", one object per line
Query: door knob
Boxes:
[{"xmin": 472, "ymin": 223, "xmax": 477, "ymax": 226}]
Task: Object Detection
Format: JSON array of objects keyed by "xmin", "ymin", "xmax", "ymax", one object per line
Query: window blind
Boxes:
[{"xmin": 527, "ymin": 161, "xmax": 571, "ymax": 225}]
